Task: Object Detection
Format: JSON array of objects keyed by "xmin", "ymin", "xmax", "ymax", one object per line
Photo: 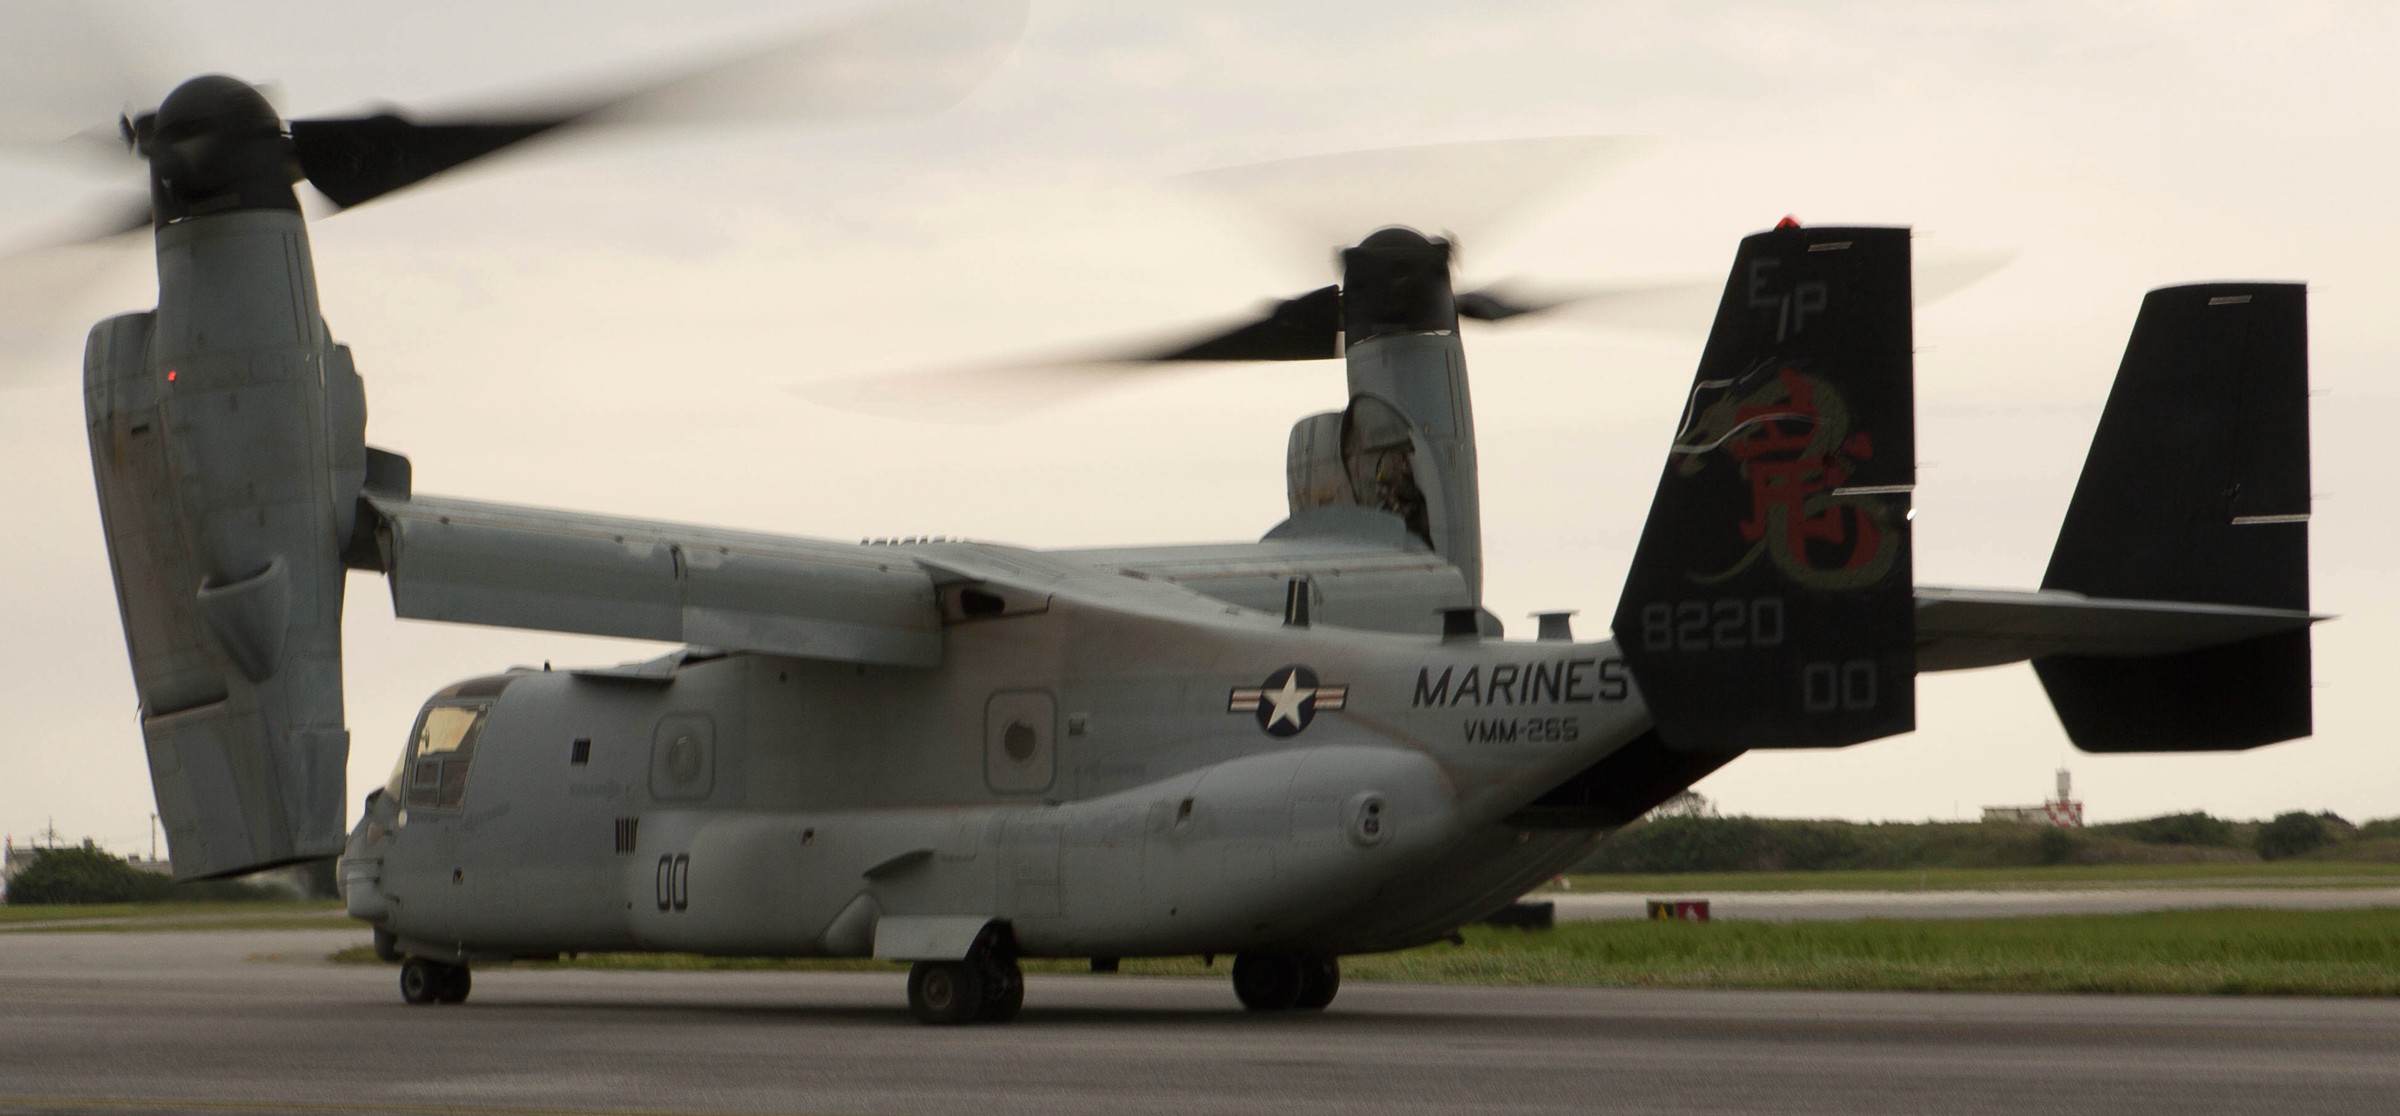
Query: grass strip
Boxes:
[
  {"xmin": 333, "ymin": 907, "xmax": 2400, "ymax": 996},
  {"xmin": 1556, "ymin": 861, "xmax": 2400, "ymax": 894},
  {"xmin": 0, "ymin": 897, "xmax": 345, "ymax": 921}
]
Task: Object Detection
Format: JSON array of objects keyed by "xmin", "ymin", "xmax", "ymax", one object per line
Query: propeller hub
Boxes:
[
  {"xmin": 143, "ymin": 75, "xmax": 297, "ymax": 222},
  {"xmin": 152, "ymin": 75, "xmax": 280, "ymax": 142},
  {"xmin": 1341, "ymin": 227, "xmax": 1458, "ymax": 344},
  {"xmin": 1355, "ymin": 226, "xmax": 1440, "ymax": 250}
]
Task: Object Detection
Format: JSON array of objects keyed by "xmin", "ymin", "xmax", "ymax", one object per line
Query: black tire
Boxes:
[
  {"xmin": 1232, "ymin": 952, "xmax": 1304, "ymax": 1012},
  {"xmin": 908, "ymin": 961, "xmax": 987, "ymax": 1025},
  {"xmin": 399, "ymin": 958, "xmax": 442, "ymax": 1005},
  {"xmin": 977, "ymin": 961, "xmax": 1025, "ymax": 1023},
  {"xmin": 435, "ymin": 964, "xmax": 472, "ymax": 1004},
  {"xmin": 1293, "ymin": 956, "xmax": 1340, "ymax": 1011}
]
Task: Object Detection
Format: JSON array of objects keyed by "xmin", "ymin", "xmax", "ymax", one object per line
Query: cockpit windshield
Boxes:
[{"xmin": 382, "ymin": 702, "xmax": 491, "ymax": 811}]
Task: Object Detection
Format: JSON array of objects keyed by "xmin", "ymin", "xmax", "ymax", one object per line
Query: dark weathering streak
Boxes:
[{"xmin": 1412, "ymin": 658, "xmax": 1628, "ymax": 708}]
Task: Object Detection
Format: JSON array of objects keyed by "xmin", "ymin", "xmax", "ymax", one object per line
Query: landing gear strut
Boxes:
[
  {"xmin": 399, "ymin": 957, "xmax": 471, "ymax": 1005},
  {"xmin": 906, "ymin": 929, "xmax": 1023, "ymax": 1025},
  {"xmin": 1232, "ymin": 951, "xmax": 1339, "ymax": 1012}
]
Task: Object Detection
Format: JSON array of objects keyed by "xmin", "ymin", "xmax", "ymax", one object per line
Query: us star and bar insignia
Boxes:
[{"xmin": 1228, "ymin": 665, "xmax": 1348, "ymax": 737}]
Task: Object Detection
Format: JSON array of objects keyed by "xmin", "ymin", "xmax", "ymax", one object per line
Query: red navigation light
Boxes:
[
  {"xmin": 165, "ymin": 369, "xmax": 177, "ymax": 382},
  {"xmin": 1774, "ymin": 215, "xmax": 1802, "ymax": 230}
]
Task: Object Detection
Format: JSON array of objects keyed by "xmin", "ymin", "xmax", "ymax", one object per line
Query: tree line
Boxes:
[
  {"xmin": 3, "ymin": 843, "xmax": 303, "ymax": 904},
  {"xmin": 1574, "ymin": 810, "xmax": 2392, "ymax": 874}
]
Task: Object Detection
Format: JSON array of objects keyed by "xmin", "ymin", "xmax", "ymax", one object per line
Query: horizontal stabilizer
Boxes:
[{"xmin": 1914, "ymin": 586, "xmax": 2319, "ymax": 672}]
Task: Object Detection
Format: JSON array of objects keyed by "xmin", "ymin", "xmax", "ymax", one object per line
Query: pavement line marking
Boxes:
[{"xmin": 0, "ymin": 1097, "xmax": 853, "ymax": 1116}]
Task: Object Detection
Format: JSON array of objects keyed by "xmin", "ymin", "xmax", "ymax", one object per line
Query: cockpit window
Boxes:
[
  {"xmin": 389, "ymin": 702, "xmax": 490, "ymax": 811},
  {"xmin": 417, "ymin": 706, "xmax": 483, "ymax": 756}
]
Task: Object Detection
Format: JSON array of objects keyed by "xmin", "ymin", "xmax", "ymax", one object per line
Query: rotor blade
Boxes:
[
  {"xmin": 289, "ymin": 118, "xmax": 564, "ymax": 210},
  {"xmin": 1137, "ymin": 285, "xmax": 1342, "ymax": 362},
  {"xmin": 793, "ymin": 286, "xmax": 1345, "ymax": 422},
  {"xmin": 1458, "ymin": 249, "xmax": 2019, "ymax": 333},
  {"xmin": 0, "ymin": 2, "xmax": 184, "ymax": 150},
  {"xmin": 1456, "ymin": 276, "xmax": 1722, "ymax": 332},
  {"xmin": 791, "ymin": 362, "xmax": 1179, "ymax": 423},
  {"xmin": 0, "ymin": 208, "xmax": 151, "ymax": 386},
  {"xmin": 289, "ymin": 0, "xmax": 1028, "ymax": 210},
  {"xmin": 7, "ymin": 191, "xmax": 155, "ymax": 250},
  {"xmin": 1176, "ymin": 136, "xmax": 1652, "ymax": 264},
  {"xmin": 1913, "ymin": 249, "xmax": 2017, "ymax": 308}
]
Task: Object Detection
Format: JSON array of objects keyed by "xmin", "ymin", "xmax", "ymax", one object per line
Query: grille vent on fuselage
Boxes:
[{"xmin": 615, "ymin": 817, "xmax": 639, "ymax": 854}]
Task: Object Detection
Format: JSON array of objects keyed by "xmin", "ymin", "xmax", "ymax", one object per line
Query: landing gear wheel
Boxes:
[
  {"xmin": 1293, "ymin": 955, "xmax": 1340, "ymax": 1010},
  {"xmin": 400, "ymin": 958, "xmax": 440, "ymax": 1005},
  {"xmin": 977, "ymin": 960, "xmax": 1025, "ymax": 1023},
  {"xmin": 1232, "ymin": 951, "xmax": 1304, "ymax": 1012},
  {"xmin": 399, "ymin": 957, "xmax": 444, "ymax": 1004},
  {"xmin": 435, "ymin": 964, "xmax": 472, "ymax": 1004},
  {"xmin": 400, "ymin": 957, "xmax": 470, "ymax": 1005},
  {"xmin": 908, "ymin": 961, "xmax": 988, "ymax": 1025}
]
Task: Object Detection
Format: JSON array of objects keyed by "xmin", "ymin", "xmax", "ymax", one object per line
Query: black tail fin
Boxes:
[
  {"xmin": 2035, "ymin": 283, "xmax": 2311, "ymax": 751},
  {"xmin": 1611, "ymin": 224, "xmax": 1916, "ymax": 750}
]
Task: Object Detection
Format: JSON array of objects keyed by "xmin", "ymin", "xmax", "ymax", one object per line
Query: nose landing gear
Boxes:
[{"xmin": 399, "ymin": 957, "xmax": 472, "ymax": 1005}]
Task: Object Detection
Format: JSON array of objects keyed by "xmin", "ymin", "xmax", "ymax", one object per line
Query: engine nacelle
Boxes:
[{"xmin": 85, "ymin": 210, "xmax": 364, "ymax": 878}]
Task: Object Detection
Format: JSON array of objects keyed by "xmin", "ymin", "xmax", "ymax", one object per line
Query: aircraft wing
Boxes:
[
  {"xmin": 359, "ymin": 494, "xmax": 943, "ymax": 667},
  {"xmin": 1913, "ymin": 585, "xmax": 2321, "ymax": 672}
]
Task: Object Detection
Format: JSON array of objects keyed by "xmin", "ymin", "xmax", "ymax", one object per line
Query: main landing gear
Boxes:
[
  {"xmin": 907, "ymin": 931, "xmax": 1024, "ymax": 1025},
  {"xmin": 399, "ymin": 957, "xmax": 472, "ymax": 1005},
  {"xmin": 1232, "ymin": 951, "xmax": 1340, "ymax": 1012}
]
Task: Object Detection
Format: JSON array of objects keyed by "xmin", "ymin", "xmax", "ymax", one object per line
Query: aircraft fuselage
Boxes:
[{"xmin": 346, "ymin": 570, "xmax": 1647, "ymax": 962}]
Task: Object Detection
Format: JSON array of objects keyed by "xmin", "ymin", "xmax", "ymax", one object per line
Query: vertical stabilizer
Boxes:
[
  {"xmin": 2035, "ymin": 283, "xmax": 2310, "ymax": 751},
  {"xmin": 1611, "ymin": 224, "xmax": 1916, "ymax": 750}
]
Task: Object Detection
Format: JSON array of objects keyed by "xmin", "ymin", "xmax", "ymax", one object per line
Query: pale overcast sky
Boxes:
[{"xmin": 1, "ymin": 1, "xmax": 2393, "ymax": 854}]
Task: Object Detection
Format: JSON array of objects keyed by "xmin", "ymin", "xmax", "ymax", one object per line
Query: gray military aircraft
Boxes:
[{"xmin": 42, "ymin": 24, "xmax": 2314, "ymax": 1023}]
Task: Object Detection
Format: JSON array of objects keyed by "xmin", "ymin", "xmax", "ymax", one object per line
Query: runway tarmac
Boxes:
[
  {"xmin": 1551, "ymin": 885, "xmax": 2400, "ymax": 922},
  {"xmin": 3, "ymin": 928, "xmax": 2398, "ymax": 1116}
]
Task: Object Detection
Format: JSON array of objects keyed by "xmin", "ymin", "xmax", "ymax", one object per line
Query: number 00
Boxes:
[
  {"xmin": 1802, "ymin": 661, "xmax": 1878, "ymax": 712},
  {"xmin": 655, "ymin": 853, "xmax": 690, "ymax": 912}
]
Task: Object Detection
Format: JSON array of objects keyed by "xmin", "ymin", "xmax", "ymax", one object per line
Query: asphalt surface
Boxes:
[
  {"xmin": 3, "ymin": 928, "xmax": 2399, "ymax": 1115},
  {"xmin": 1550, "ymin": 885, "xmax": 2400, "ymax": 921}
]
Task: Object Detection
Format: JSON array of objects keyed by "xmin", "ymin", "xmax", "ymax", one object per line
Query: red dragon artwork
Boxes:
[{"xmin": 1672, "ymin": 365, "xmax": 1898, "ymax": 590}]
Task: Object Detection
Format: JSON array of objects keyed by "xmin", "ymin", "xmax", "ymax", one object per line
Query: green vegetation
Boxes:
[
  {"xmin": 3, "ymin": 844, "xmax": 297, "ymax": 905},
  {"xmin": 2095, "ymin": 811, "xmax": 2237, "ymax": 847},
  {"xmin": 1557, "ymin": 860, "xmax": 2400, "ymax": 893},
  {"xmin": 1572, "ymin": 811, "xmax": 2400, "ymax": 876},
  {"xmin": 336, "ymin": 908, "xmax": 2400, "ymax": 997},
  {"xmin": 2256, "ymin": 811, "xmax": 2340, "ymax": 860},
  {"xmin": 0, "ymin": 900, "xmax": 344, "ymax": 931}
]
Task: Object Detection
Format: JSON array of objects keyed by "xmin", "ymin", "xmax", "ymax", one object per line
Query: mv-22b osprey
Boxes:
[{"xmin": 78, "ymin": 73, "xmax": 2316, "ymax": 1023}]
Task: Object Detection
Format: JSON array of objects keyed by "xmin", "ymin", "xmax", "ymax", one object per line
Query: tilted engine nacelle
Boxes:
[{"xmin": 85, "ymin": 210, "xmax": 365, "ymax": 879}]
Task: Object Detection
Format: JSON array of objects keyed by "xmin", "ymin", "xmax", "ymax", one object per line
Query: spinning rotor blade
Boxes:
[
  {"xmin": 793, "ymin": 362, "xmax": 1173, "ymax": 423},
  {"xmin": 0, "ymin": 3, "xmax": 181, "ymax": 152},
  {"xmin": 8, "ymin": 192, "xmax": 156, "ymax": 250},
  {"xmin": 0, "ymin": 190, "xmax": 154, "ymax": 380},
  {"xmin": 1132, "ymin": 285, "xmax": 1342, "ymax": 362},
  {"xmin": 1457, "ymin": 248, "xmax": 2018, "ymax": 332},
  {"xmin": 1913, "ymin": 249, "xmax": 2016, "ymax": 308},
  {"xmin": 287, "ymin": 0, "xmax": 1029, "ymax": 210},
  {"xmin": 1179, "ymin": 136, "xmax": 1651, "ymax": 264},
  {"xmin": 790, "ymin": 286, "xmax": 1341, "ymax": 422},
  {"xmin": 1456, "ymin": 276, "xmax": 1721, "ymax": 331},
  {"xmin": 289, "ymin": 118, "xmax": 566, "ymax": 210}
]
